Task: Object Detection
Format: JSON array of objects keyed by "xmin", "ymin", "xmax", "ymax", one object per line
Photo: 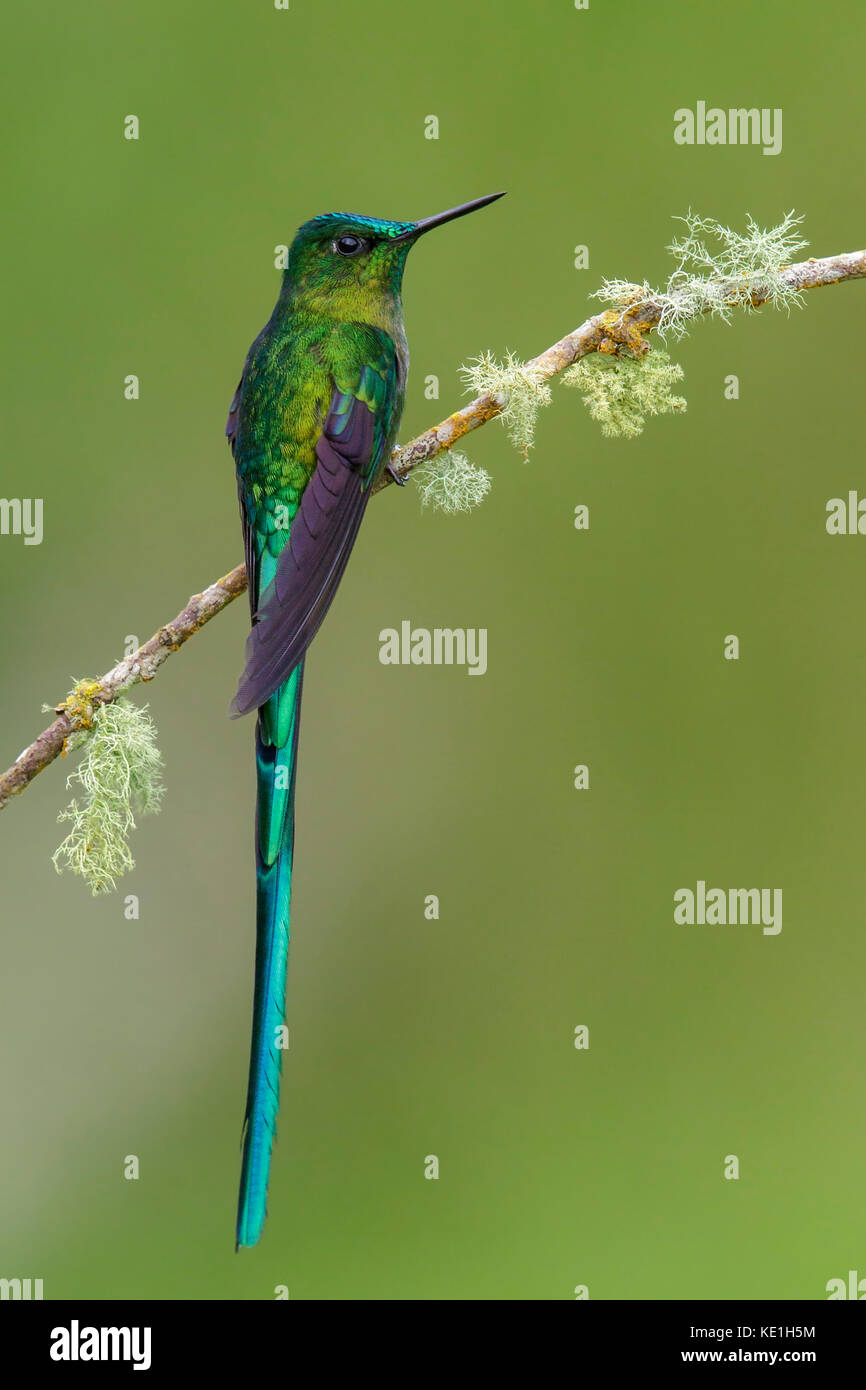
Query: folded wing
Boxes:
[{"xmin": 231, "ymin": 358, "xmax": 394, "ymax": 716}]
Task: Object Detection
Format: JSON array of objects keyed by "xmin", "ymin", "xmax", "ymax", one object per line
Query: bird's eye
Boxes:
[{"xmin": 334, "ymin": 234, "xmax": 366, "ymax": 258}]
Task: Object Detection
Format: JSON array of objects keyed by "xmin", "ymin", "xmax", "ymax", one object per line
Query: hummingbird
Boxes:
[{"xmin": 226, "ymin": 191, "xmax": 505, "ymax": 1248}]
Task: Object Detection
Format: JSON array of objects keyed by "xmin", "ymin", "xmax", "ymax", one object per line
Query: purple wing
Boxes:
[
  {"xmin": 227, "ymin": 377, "xmax": 261, "ymax": 621},
  {"xmin": 226, "ymin": 377, "xmax": 242, "ymax": 449},
  {"xmin": 230, "ymin": 391, "xmax": 377, "ymax": 717}
]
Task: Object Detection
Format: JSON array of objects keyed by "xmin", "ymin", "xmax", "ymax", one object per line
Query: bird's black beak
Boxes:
[{"xmin": 393, "ymin": 192, "xmax": 506, "ymax": 241}]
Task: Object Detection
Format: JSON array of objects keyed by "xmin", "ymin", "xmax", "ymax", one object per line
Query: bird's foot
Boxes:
[{"xmin": 386, "ymin": 462, "xmax": 407, "ymax": 487}]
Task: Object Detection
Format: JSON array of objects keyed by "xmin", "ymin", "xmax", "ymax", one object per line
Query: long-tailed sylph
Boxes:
[{"xmin": 227, "ymin": 192, "xmax": 504, "ymax": 1247}]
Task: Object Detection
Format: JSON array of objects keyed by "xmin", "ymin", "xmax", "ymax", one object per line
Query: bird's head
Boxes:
[{"xmin": 283, "ymin": 193, "xmax": 505, "ymax": 315}]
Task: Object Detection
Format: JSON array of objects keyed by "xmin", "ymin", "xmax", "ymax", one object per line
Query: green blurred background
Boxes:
[{"xmin": 2, "ymin": 0, "xmax": 864, "ymax": 1300}]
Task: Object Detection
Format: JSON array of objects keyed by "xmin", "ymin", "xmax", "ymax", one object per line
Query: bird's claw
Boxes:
[{"xmin": 386, "ymin": 462, "xmax": 407, "ymax": 487}]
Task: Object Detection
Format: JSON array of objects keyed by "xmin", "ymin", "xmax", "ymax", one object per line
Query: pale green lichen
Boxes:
[
  {"xmin": 594, "ymin": 210, "xmax": 808, "ymax": 340},
  {"xmin": 460, "ymin": 351, "xmax": 552, "ymax": 457},
  {"xmin": 562, "ymin": 348, "xmax": 686, "ymax": 438},
  {"xmin": 414, "ymin": 450, "xmax": 492, "ymax": 514},
  {"xmin": 52, "ymin": 696, "xmax": 164, "ymax": 894}
]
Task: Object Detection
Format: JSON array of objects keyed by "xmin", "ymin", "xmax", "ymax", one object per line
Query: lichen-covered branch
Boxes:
[
  {"xmin": 0, "ymin": 567, "xmax": 247, "ymax": 810},
  {"xmin": 376, "ymin": 245, "xmax": 866, "ymax": 489},
  {"xmin": 1, "ymin": 242, "xmax": 863, "ymax": 813}
]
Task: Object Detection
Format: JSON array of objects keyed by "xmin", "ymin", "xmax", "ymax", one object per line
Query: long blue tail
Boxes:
[{"xmin": 236, "ymin": 660, "xmax": 304, "ymax": 1249}]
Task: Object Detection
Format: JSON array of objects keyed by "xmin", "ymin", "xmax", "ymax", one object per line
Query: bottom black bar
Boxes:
[{"xmin": 3, "ymin": 1298, "xmax": 861, "ymax": 1373}]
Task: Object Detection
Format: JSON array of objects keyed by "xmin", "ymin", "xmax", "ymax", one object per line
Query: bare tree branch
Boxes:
[{"xmin": 2, "ymin": 246, "xmax": 863, "ymax": 811}]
